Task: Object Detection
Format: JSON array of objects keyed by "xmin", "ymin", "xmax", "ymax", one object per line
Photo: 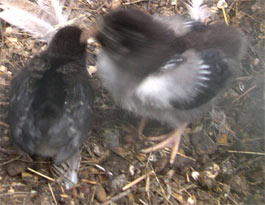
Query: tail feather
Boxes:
[
  {"xmin": 36, "ymin": 0, "xmax": 65, "ymax": 23},
  {"xmin": 0, "ymin": 9, "xmax": 54, "ymax": 41},
  {"xmin": 0, "ymin": 0, "xmax": 70, "ymax": 42},
  {"xmin": 49, "ymin": 0, "xmax": 68, "ymax": 23}
]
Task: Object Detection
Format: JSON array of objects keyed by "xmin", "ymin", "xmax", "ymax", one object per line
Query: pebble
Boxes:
[
  {"xmin": 21, "ymin": 172, "xmax": 38, "ymax": 183},
  {"xmin": 6, "ymin": 161, "xmax": 27, "ymax": 176},
  {"xmin": 95, "ymin": 184, "xmax": 107, "ymax": 202}
]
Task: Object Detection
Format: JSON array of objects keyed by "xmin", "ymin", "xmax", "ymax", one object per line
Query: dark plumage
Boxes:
[
  {"xmin": 8, "ymin": 26, "xmax": 94, "ymax": 188},
  {"xmin": 96, "ymin": 8, "xmax": 246, "ymax": 164}
]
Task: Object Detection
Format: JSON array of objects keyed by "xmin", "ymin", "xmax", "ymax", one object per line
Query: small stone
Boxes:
[
  {"xmin": 109, "ymin": 174, "xmax": 127, "ymax": 193},
  {"xmin": 6, "ymin": 161, "xmax": 27, "ymax": 176},
  {"xmin": 154, "ymin": 157, "xmax": 168, "ymax": 172},
  {"xmin": 0, "ymin": 65, "xmax": 7, "ymax": 72},
  {"xmin": 230, "ymin": 175, "xmax": 249, "ymax": 195},
  {"xmin": 111, "ymin": 0, "xmax": 121, "ymax": 10},
  {"xmin": 30, "ymin": 190, "xmax": 38, "ymax": 196},
  {"xmin": 187, "ymin": 196, "xmax": 196, "ymax": 205},
  {"xmin": 91, "ymin": 143, "xmax": 102, "ymax": 157},
  {"xmin": 253, "ymin": 58, "xmax": 260, "ymax": 65},
  {"xmin": 103, "ymin": 129, "xmax": 120, "ymax": 148},
  {"xmin": 3, "ymin": 136, "xmax": 9, "ymax": 141},
  {"xmin": 199, "ymin": 163, "xmax": 220, "ymax": 189},
  {"xmin": 203, "ymin": 162, "xmax": 220, "ymax": 179},
  {"xmin": 148, "ymin": 153, "xmax": 158, "ymax": 162},
  {"xmin": 217, "ymin": 0, "xmax": 228, "ymax": 9},
  {"xmin": 112, "ymin": 147, "xmax": 128, "ymax": 158},
  {"xmin": 174, "ymin": 193, "xmax": 184, "ymax": 203},
  {"xmin": 190, "ymin": 130, "xmax": 217, "ymax": 155},
  {"xmin": 95, "ymin": 185, "xmax": 107, "ymax": 203},
  {"xmin": 221, "ymin": 160, "xmax": 234, "ymax": 175},
  {"xmin": 21, "ymin": 172, "xmax": 38, "ymax": 183},
  {"xmin": 7, "ymin": 37, "xmax": 18, "ymax": 43},
  {"xmin": 171, "ymin": 0, "xmax": 177, "ymax": 6},
  {"xmin": 199, "ymin": 172, "xmax": 216, "ymax": 190},
  {"xmin": 166, "ymin": 169, "xmax": 175, "ymax": 179},
  {"xmin": 159, "ymin": 1, "xmax": 166, "ymax": 7}
]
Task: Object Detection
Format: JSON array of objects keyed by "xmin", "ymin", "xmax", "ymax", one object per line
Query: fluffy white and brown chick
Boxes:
[
  {"xmin": 95, "ymin": 8, "xmax": 246, "ymax": 164},
  {"xmin": 8, "ymin": 26, "xmax": 94, "ymax": 189}
]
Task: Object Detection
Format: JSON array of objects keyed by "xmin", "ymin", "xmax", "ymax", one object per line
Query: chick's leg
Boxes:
[
  {"xmin": 137, "ymin": 117, "xmax": 147, "ymax": 138},
  {"xmin": 142, "ymin": 122, "xmax": 188, "ymax": 164}
]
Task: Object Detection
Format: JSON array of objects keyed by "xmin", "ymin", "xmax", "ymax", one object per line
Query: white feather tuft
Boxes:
[
  {"xmin": 51, "ymin": 0, "xmax": 67, "ymax": 23},
  {"xmin": 0, "ymin": 9, "xmax": 53, "ymax": 41},
  {"xmin": 186, "ymin": 0, "xmax": 211, "ymax": 23},
  {"xmin": 0, "ymin": 0, "xmax": 71, "ymax": 42}
]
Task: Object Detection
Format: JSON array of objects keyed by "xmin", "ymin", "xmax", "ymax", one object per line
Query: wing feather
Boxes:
[{"xmin": 136, "ymin": 49, "xmax": 232, "ymax": 110}]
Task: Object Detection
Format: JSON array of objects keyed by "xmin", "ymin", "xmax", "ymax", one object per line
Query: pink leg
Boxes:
[{"xmin": 142, "ymin": 123, "xmax": 188, "ymax": 164}]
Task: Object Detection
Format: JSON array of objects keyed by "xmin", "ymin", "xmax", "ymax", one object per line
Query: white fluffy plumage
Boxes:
[
  {"xmin": 186, "ymin": 0, "xmax": 212, "ymax": 22},
  {"xmin": 0, "ymin": 0, "xmax": 71, "ymax": 41},
  {"xmin": 96, "ymin": 7, "xmax": 246, "ymax": 164}
]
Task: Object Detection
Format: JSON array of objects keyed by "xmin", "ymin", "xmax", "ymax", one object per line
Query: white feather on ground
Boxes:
[{"xmin": 0, "ymin": 0, "xmax": 71, "ymax": 42}]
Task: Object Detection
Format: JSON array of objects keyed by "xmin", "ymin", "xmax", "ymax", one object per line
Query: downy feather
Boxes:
[
  {"xmin": 0, "ymin": 0, "xmax": 71, "ymax": 42},
  {"xmin": 37, "ymin": 0, "xmax": 69, "ymax": 24},
  {"xmin": 186, "ymin": 0, "xmax": 212, "ymax": 23}
]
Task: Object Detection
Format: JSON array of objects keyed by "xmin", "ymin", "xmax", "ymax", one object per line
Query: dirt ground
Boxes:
[{"xmin": 0, "ymin": 0, "xmax": 264, "ymax": 204}]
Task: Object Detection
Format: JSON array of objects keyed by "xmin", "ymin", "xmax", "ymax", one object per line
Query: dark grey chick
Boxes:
[{"xmin": 8, "ymin": 26, "xmax": 94, "ymax": 188}]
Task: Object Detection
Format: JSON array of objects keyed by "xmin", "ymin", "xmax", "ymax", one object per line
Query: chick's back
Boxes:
[{"xmin": 8, "ymin": 26, "xmax": 94, "ymax": 163}]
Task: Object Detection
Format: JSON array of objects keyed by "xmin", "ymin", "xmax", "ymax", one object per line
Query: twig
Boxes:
[
  {"xmin": 48, "ymin": 183, "xmax": 57, "ymax": 205},
  {"xmin": 147, "ymin": 0, "xmax": 152, "ymax": 11},
  {"xmin": 228, "ymin": 194, "xmax": 240, "ymax": 205},
  {"xmin": 0, "ymin": 147, "xmax": 16, "ymax": 155},
  {"xmin": 101, "ymin": 190, "xmax": 131, "ymax": 205},
  {"xmin": 123, "ymin": 0, "xmax": 147, "ymax": 5},
  {"xmin": 152, "ymin": 170, "xmax": 172, "ymax": 204},
  {"xmin": 0, "ymin": 192, "xmax": 34, "ymax": 197},
  {"xmin": 0, "ymin": 120, "xmax": 9, "ymax": 128},
  {"xmin": 227, "ymin": 150, "xmax": 265, "ymax": 156},
  {"xmin": 232, "ymin": 84, "xmax": 257, "ymax": 103},
  {"xmin": 84, "ymin": 1, "xmax": 107, "ymax": 13},
  {"xmin": 0, "ymin": 156, "xmax": 20, "ymax": 166},
  {"xmin": 235, "ymin": 0, "xmax": 239, "ymax": 18},
  {"xmin": 139, "ymin": 199, "xmax": 149, "ymax": 205},
  {"xmin": 145, "ymin": 173, "xmax": 151, "ymax": 203},
  {"xmin": 176, "ymin": 152, "xmax": 196, "ymax": 161},
  {"xmin": 27, "ymin": 167, "xmax": 55, "ymax": 182},
  {"xmin": 175, "ymin": 184, "xmax": 197, "ymax": 194},
  {"xmin": 217, "ymin": 0, "xmax": 229, "ymax": 25},
  {"xmin": 90, "ymin": 187, "xmax": 96, "ymax": 205},
  {"xmin": 222, "ymin": 8, "xmax": 229, "ymax": 25},
  {"xmin": 122, "ymin": 170, "xmax": 154, "ymax": 191},
  {"xmin": 81, "ymin": 179, "xmax": 98, "ymax": 185}
]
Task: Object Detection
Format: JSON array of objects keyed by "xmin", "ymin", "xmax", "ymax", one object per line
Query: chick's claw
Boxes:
[{"xmin": 142, "ymin": 123, "xmax": 188, "ymax": 164}]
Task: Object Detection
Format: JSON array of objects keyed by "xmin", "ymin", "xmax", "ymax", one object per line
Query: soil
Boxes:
[{"xmin": 0, "ymin": 0, "xmax": 264, "ymax": 204}]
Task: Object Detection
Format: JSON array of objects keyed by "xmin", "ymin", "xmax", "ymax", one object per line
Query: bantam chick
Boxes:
[
  {"xmin": 8, "ymin": 26, "xmax": 94, "ymax": 189},
  {"xmin": 95, "ymin": 7, "xmax": 246, "ymax": 165}
]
